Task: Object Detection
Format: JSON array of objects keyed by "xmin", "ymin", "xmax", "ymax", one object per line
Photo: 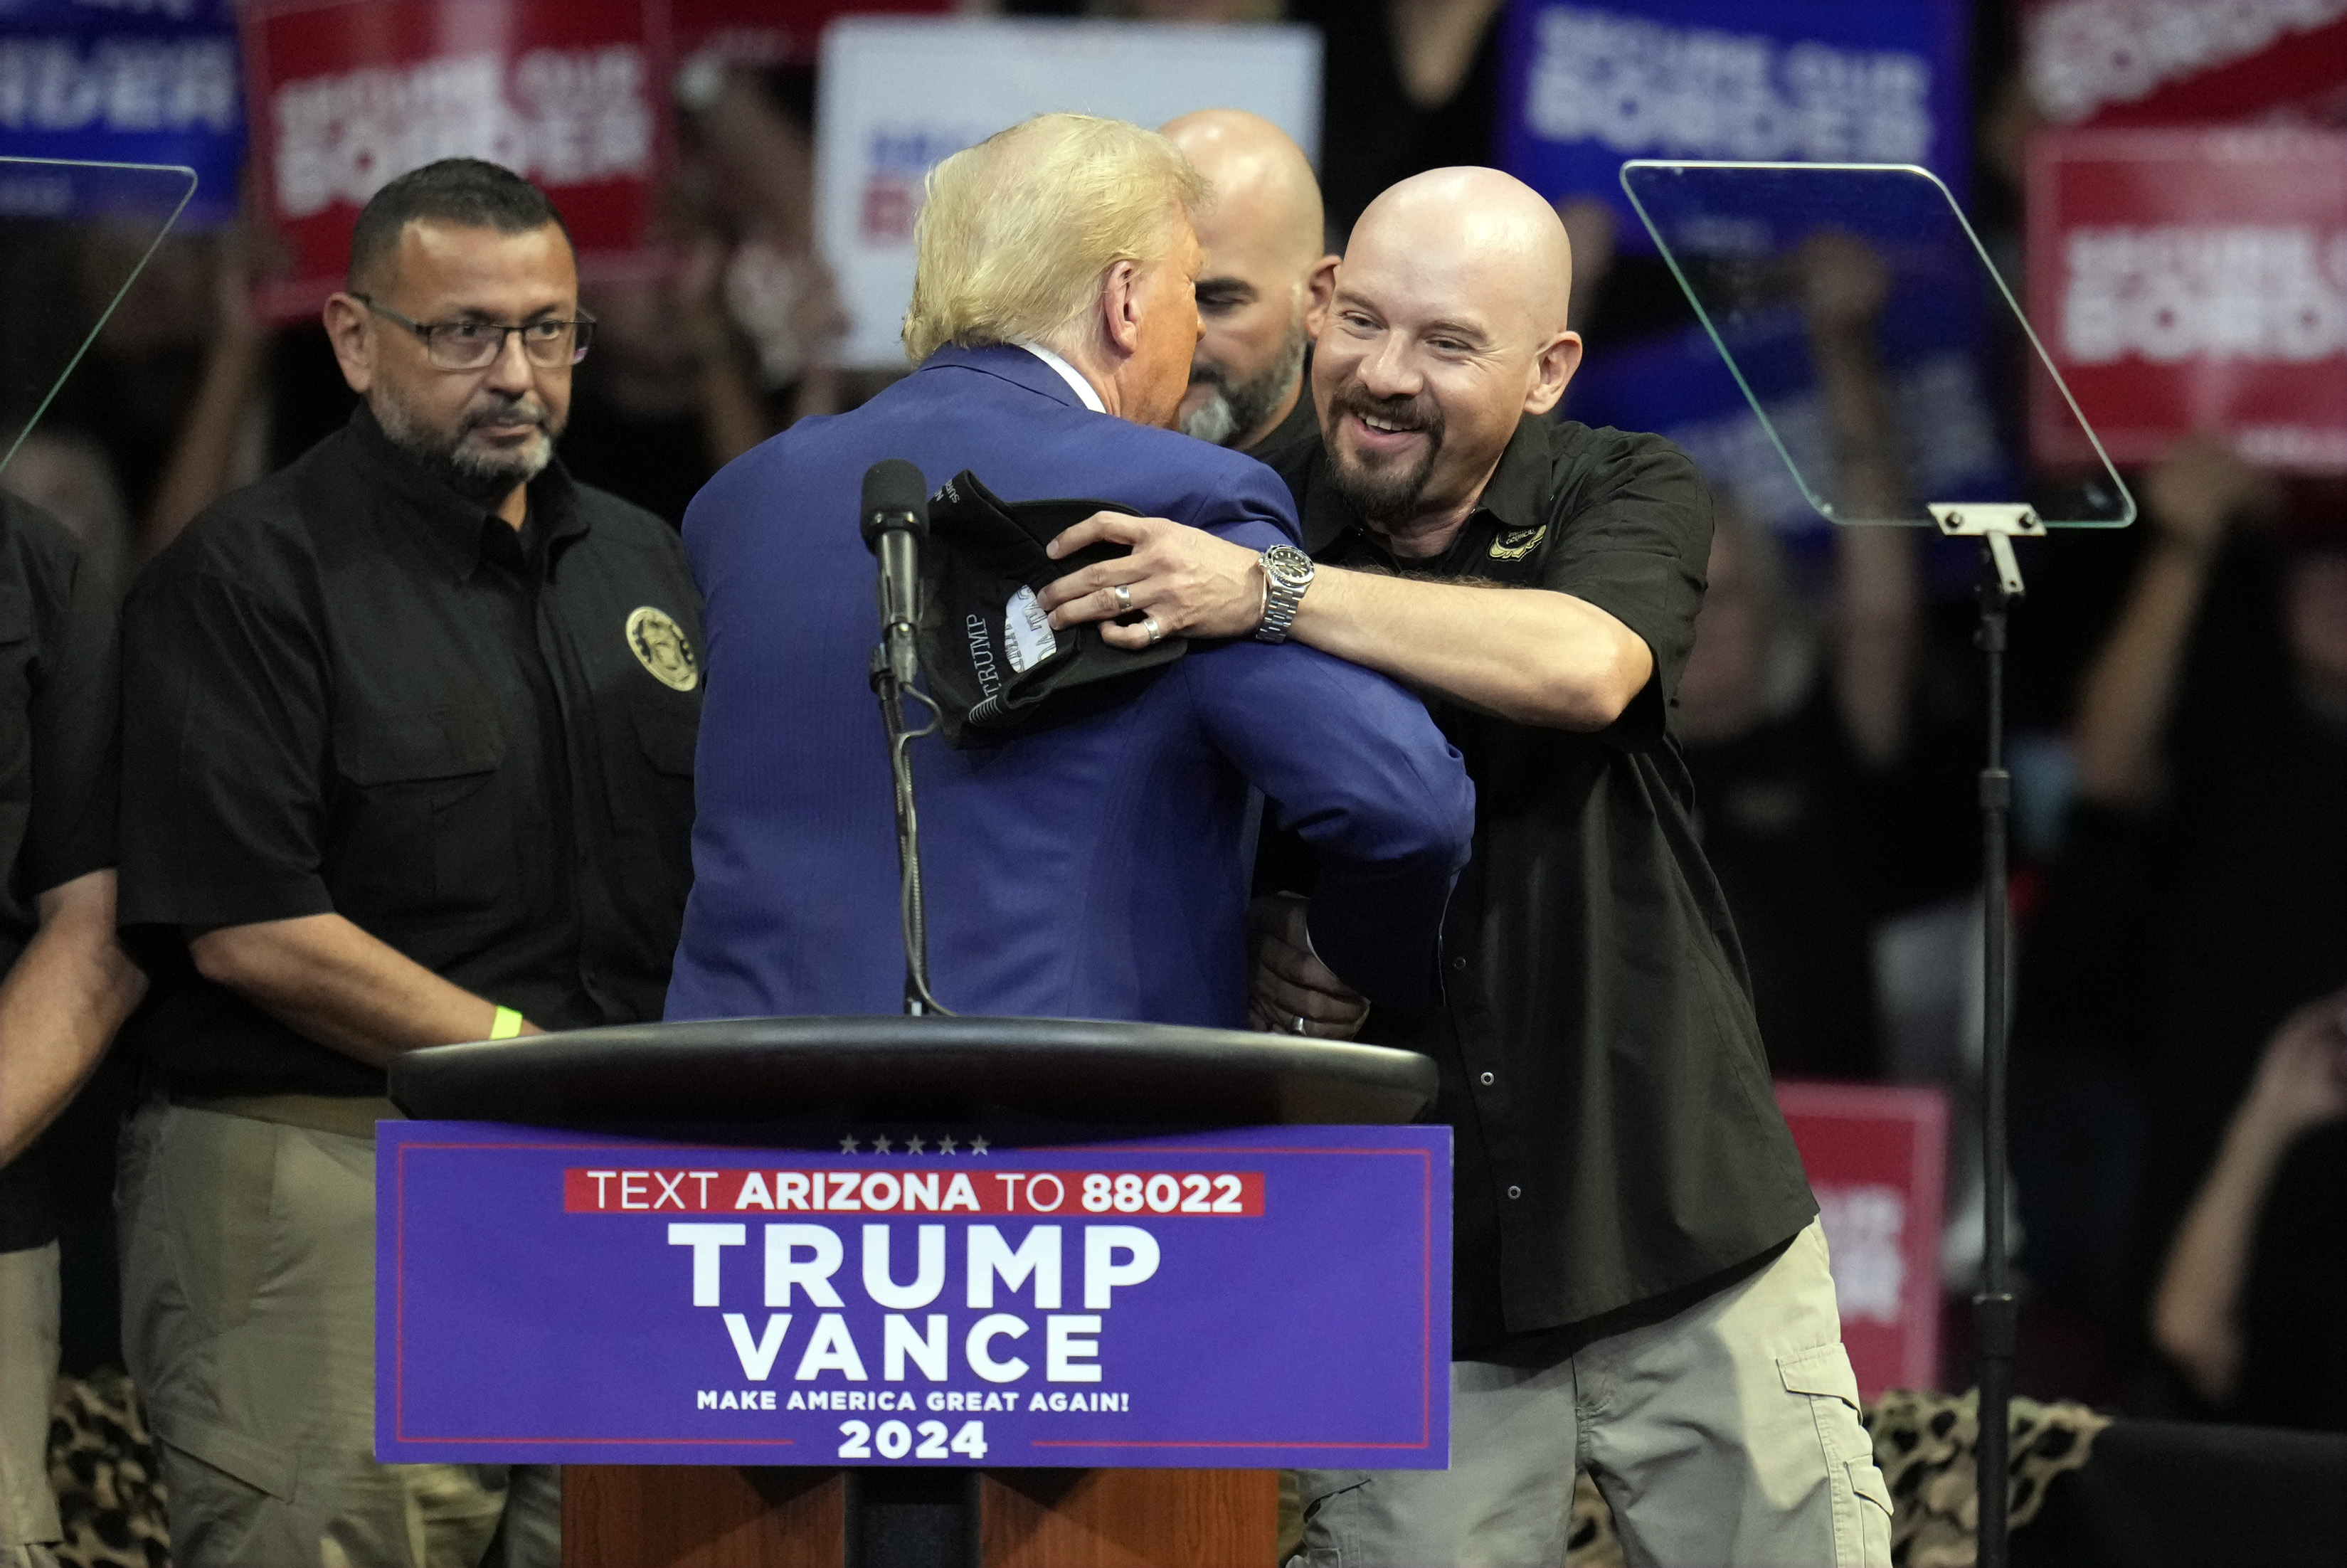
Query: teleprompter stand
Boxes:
[
  {"xmin": 391, "ymin": 1017, "xmax": 1439, "ymax": 1567},
  {"xmin": 1618, "ymin": 157, "xmax": 2139, "ymax": 1568},
  {"xmin": 1931, "ymin": 503, "xmax": 2045, "ymax": 1568}
]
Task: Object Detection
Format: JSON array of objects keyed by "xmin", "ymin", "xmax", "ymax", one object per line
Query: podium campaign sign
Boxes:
[
  {"xmin": 238, "ymin": 0, "xmax": 669, "ymax": 321},
  {"xmin": 2027, "ymin": 127, "xmax": 2347, "ymax": 472},
  {"xmin": 378, "ymin": 1121, "xmax": 1448, "ymax": 1468}
]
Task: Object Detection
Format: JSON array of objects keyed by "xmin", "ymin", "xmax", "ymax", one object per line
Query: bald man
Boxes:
[
  {"xmin": 1161, "ymin": 110, "xmax": 1337, "ymax": 455},
  {"xmin": 1039, "ymin": 169, "xmax": 1890, "ymax": 1567}
]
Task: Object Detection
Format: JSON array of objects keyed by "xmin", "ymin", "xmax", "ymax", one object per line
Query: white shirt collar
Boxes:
[{"xmin": 1018, "ymin": 341, "xmax": 1106, "ymax": 414}]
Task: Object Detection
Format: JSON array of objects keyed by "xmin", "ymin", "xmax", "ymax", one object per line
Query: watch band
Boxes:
[{"xmin": 1255, "ymin": 547, "xmax": 1313, "ymax": 644}]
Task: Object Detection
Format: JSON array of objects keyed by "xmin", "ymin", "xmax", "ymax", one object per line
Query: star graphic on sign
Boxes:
[
  {"xmin": 838, "ymin": 1136, "xmax": 861, "ymax": 1154},
  {"xmin": 968, "ymin": 1135, "xmax": 991, "ymax": 1155},
  {"xmin": 936, "ymin": 1136, "xmax": 959, "ymax": 1155},
  {"xmin": 903, "ymin": 1136, "xmax": 927, "ymax": 1155},
  {"xmin": 870, "ymin": 1135, "xmax": 895, "ymax": 1155}
]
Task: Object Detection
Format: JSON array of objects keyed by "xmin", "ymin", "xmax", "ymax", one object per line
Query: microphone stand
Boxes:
[{"xmin": 871, "ymin": 605, "xmax": 951, "ymax": 1018}]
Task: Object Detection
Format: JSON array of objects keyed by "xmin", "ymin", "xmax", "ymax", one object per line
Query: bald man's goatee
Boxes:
[{"xmin": 1324, "ymin": 385, "xmax": 1444, "ymax": 527}]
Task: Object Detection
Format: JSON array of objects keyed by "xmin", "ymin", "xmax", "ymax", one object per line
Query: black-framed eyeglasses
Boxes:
[{"xmin": 354, "ymin": 295, "xmax": 595, "ymax": 371}]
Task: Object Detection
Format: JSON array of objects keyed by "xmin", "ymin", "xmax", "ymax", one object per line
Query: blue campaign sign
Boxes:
[
  {"xmin": 0, "ymin": 0, "xmax": 243, "ymax": 223},
  {"xmin": 377, "ymin": 1122, "xmax": 1451, "ymax": 1468},
  {"xmin": 1565, "ymin": 309, "xmax": 2011, "ymax": 539},
  {"xmin": 1498, "ymin": 0, "xmax": 1972, "ymax": 247}
]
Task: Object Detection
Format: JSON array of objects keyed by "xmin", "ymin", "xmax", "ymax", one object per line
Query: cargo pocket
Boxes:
[
  {"xmin": 1289, "ymin": 1473, "xmax": 1372, "ymax": 1568},
  {"xmin": 1779, "ymin": 1342, "xmax": 1879, "ymax": 1567},
  {"xmin": 152, "ymin": 1409, "xmax": 300, "ymax": 1567},
  {"xmin": 1850, "ymin": 1457, "xmax": 1895, "ymax": 1564},
  {"xmin": 159, "ymin": 1111, "xmax": 282, "ymax": 1344},
  {"xmin": 159, "ymin": 1409, "xmax": 298, "ymax": 1503}
]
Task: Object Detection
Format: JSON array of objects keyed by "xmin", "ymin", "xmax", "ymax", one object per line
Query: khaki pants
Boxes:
[
  {"xmin": 1291, "ymin": 1221, "xmax": 1894, "ymax": 1568},
  {"xmin": 117, "ymin": 1102, "xmax": 558, "ymax": 1568},
  {"xmin": 0, "ymin": 1241, "xmax": 60, "ymax": 1568}
]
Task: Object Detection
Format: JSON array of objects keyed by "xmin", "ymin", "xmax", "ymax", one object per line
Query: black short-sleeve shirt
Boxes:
[
  {"xmin": 117, "ymin": 407, "xmax": 703, "ymax": 1096},
  {"xmin": 1271, "ymin": 416, "xmax": 1816, "ymax": 1349},
  {"xmin": 0, "ymin": 493, "xmax": 122, "ymax": 1252},
  {"xmin": 1241, "ymin": 349, "xmax": 1323, "ymax": 466}
]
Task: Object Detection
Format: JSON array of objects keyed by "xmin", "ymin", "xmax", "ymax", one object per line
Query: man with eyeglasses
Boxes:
[{"xmin": 112, "ymin": 158, "xmax": 699, "ymax": 1567}]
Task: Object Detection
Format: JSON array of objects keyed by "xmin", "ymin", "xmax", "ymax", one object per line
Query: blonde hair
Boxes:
[{"xmin": 902, "ymin": 113, "xmax": 1207, "ymax": 364}]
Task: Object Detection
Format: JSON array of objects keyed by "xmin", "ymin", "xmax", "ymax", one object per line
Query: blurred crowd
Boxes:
[{"xmin": 1, "ymin": 0, "xmax": 2341, "ymax": 1450}]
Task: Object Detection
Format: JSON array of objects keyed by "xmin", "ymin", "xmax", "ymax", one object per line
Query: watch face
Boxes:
[{"xmin": 1266, "ymin": 546, "xmax": 1313, "ymax": 586}]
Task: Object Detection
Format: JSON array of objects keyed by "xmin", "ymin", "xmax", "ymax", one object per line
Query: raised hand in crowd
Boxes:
[
  {"xmin": 682, "ymin": 62, "xmax": 844, "ymax": 424},
  {"xmin": 2072, "ymin": 436, "xmax": 2274, "ymax": 810},
  {"xmin": 676, "ymin": 227, "xmax": 774, "ymax": 467},
  {"xmin": 2150, "ymin": 985, "xmax": 2347, "ymax": 1406},
  {"xmin": 1798, "ymin": 230, "xmax": 1919, "ymax": 773}
]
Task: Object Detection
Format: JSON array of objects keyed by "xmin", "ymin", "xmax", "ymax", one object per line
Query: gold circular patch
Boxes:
[{"xmin": 626, "ymin": 605, "xmax": 699, "ymax": 692}]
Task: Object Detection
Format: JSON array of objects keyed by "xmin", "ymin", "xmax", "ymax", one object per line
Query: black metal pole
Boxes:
[
  {"xmin": 871, "ymin": 647, "xmax": 947, "ymax": 1017},
  {"xmin": 1974, "ymin": 544, "xmax": 2018, "ymax": 1568}
]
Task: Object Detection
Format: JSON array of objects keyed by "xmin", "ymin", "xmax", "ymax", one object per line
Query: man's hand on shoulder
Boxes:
[
  {"xmin": 1041, "ymin": 513, "xmax": 1266, "ymax": 647},
  {"xmin": 1245, "ymin": 894, "xmax": 1370, "ymax": 1042}
]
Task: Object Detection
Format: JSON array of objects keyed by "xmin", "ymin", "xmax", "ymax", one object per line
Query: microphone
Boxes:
[
  {"xmin": 859, "ymin": 459, "xmax": 950, "ymax": 1015},
  {"xmin": 861, "ymin": 460, "xmax": 928, "ymax": 687}
]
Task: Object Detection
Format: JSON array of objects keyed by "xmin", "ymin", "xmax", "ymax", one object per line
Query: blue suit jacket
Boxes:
[{"xmin": 665, "ymin": 345, "xmax": 1473, "ymax": 1027}]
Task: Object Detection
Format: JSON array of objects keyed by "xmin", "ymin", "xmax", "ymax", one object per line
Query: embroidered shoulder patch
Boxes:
[{"xmin": 626, "ymin": 605, "xmax": 699, "ymax": 692}]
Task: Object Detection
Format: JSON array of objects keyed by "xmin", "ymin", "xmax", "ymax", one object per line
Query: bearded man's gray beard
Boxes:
[
  {"xmin": 373, "ymin": 382, "xmax": 563, "ymax": 509},
  {"xmin": 1181, "ymin": 324, "xmax": 1307, "ymax": 449}
]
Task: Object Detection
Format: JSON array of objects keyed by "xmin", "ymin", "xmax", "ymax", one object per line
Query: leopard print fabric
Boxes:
[
  {"xmin": 44, "ymin": 1375, "xmax": 2093, "ymax": 1568},
  {"xmin": 1863, "ymin": 1388, "xmax": 2110, "ymax": 1568},
  {"xmin": 45, "ymin": 1372, "xmax": 167, "ymax": 1568}
]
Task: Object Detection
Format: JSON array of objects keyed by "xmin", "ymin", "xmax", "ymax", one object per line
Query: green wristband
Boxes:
[{"xmin": 489, "ymin": 1006, "xmax": 525, "ymax": 1040}]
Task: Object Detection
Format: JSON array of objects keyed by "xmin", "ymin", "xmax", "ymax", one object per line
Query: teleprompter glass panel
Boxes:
[
  {"xmin": 1, "ymin": 157, "xmax": 198, "ymax": 480},
  {"xmin": 1619, "ymin": 160, "xmax": 2134, "ymax": 529}
]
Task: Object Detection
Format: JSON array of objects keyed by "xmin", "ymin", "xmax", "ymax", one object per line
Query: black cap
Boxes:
[{"xmin": 916, "ymin": 470, "xmax": 1186, "ymax": 748}]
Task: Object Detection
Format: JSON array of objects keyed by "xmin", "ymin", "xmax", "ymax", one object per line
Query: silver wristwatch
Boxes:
[{"xmin": 1255, "ymin": 544, "xmax": 1315, "ymax": 643}]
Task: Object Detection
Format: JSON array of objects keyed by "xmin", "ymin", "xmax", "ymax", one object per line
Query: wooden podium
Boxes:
[
  {"xmin": 562, "ymin": 1466, "xmax": 1274, "ymax": 1567},
  {"xmin": 390, "ymin": 1016, "xmax": 1437, "ymax": 1568}
]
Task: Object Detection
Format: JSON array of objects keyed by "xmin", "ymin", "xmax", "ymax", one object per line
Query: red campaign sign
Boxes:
[
  {"xmin": 2025, "ymin": 1, "xmax": 2347, "ymax": 129},
  {"xmin": 239, "ymin": 0, "xmax": 671, "ymax": 322},
  {"xmin": 561, "ymin": 1166, "xmax": 1268, "ymax": 1217},
  {"xmin": 2026, "ymin": 127, "xmax": 2347, "ymax": 474},
  {"xmin": 669, "ymin": 0, "xmax": 950, "ymax": 71},
  {"xmin": 1775, "ymin": 1081, "xmax": 1948, "ymax": 1400}
]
